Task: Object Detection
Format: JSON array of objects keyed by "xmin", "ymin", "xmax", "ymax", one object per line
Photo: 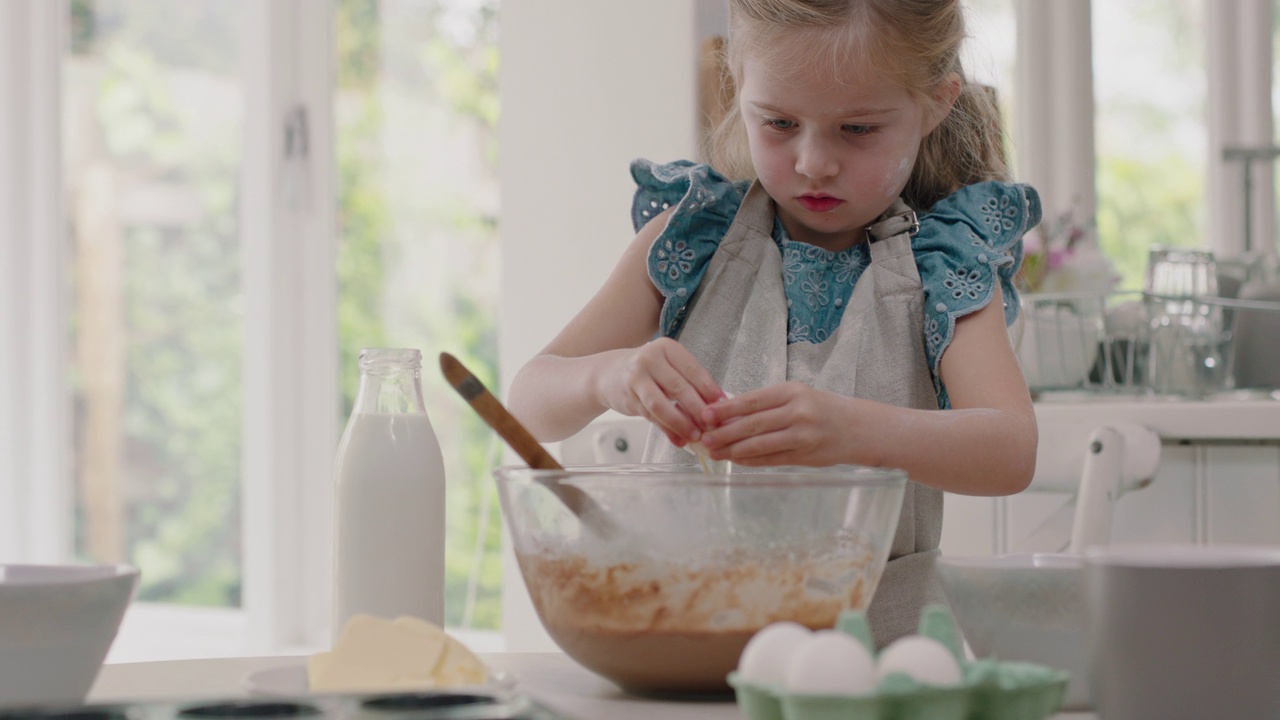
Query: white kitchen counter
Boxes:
[
  {"xmin": 1034, "ymin": 393, "xmax": 1280, "ymax": 443},
  {"xmin": 1024, "ymin": 395, "xmax": 1280, "ymax": 498},
  {"xmin": 88, "ymin": 652, "xmax": 1094, "ymax": 720}
]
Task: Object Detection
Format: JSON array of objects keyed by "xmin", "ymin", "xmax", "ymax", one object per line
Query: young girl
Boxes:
[{"xmin": 507, "ymin": 0, "xmax": 1040, "ymax": 644}]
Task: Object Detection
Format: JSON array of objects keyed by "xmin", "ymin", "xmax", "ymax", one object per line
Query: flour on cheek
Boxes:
[{"xmin": 878, "ymin": 154, "xmax": 913, "ymax": 199}]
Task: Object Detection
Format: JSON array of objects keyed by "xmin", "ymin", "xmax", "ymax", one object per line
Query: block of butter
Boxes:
[{"xmin": 308, "ymin": 614, "xmax": 489, "ymax": 693}]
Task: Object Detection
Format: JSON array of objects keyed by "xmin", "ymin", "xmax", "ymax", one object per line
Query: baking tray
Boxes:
[{"xmin": 0, "ymin": 688, "xmax": 567, "ymax": 720}]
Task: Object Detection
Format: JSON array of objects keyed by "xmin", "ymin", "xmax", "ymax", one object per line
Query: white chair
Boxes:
[{"xmin": 556, "ymin": 414, "xmax": 651, "ymax": 465}]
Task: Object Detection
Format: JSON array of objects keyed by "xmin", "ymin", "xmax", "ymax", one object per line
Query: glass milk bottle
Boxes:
[{"xmin": 332, "ymin": 348, "xmax": 445, "ymax": 640}]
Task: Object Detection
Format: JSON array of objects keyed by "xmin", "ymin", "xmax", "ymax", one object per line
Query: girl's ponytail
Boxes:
[
  {"xmin": 702, "ymin": 39, "xmax": 753, "ymax": 181},
  {"xmin": 905, "ymin": 81, "xmax": 1010, "ymax": 211}
]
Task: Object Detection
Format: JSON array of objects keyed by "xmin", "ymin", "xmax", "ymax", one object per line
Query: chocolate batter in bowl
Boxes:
[{"xmin": 493, "ymin": 465, "xmax": 907, "ymax": 696}]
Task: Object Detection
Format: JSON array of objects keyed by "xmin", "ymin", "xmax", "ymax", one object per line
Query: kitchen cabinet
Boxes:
[{"xmin": 941, "ymin": 398, "xmax": 1280, "ymax": 556}]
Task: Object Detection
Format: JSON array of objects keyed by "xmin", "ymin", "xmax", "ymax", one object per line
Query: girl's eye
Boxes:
[
  {"xmin": 764, "ymin": 118, "xmax": 797, "ymax": 131},
  {"xmin": 843, "ymin": 124, "xmax": 875, "ymax": 135}
]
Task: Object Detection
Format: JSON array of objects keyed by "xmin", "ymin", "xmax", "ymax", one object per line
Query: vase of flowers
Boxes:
[{"xmin": 1018, "ymin": 204, "xmax": 1119, "ymax": 295}]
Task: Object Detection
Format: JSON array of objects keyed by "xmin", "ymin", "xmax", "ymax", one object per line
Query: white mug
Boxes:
[{"xmin": 1084, "ymin": 545, "xmax": 1280, "ymax": 720}]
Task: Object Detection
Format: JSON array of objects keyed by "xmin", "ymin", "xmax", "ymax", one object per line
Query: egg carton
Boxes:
[
  {"xmin": 0, "ymin": 688, "xmax": 567, "ymax": 720},
  {"xmin": 728, "ymin": 605, "xmax": 1068, "ymax": 720}
]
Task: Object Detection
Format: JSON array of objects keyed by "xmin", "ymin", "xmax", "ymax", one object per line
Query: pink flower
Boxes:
[{"xmin": 1047, "ymin": 247, "xmax": 1072, "ymax": 271}]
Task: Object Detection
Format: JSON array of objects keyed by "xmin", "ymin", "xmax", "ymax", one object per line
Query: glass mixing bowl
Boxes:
[{"xmin": 493, "ymin": 464, "xmax": 907, "ymax": 696}]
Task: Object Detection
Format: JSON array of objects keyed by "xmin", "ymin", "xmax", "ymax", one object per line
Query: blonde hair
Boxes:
[{"xmin": 705, "ymin": 0, "xmax": 1009, "ymax": 211}]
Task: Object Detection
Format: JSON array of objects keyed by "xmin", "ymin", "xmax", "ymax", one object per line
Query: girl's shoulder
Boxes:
[
  {"xmin": 912, "ymin": 181, "xmax": 1042, "ymax": 405},
  {"xmin": 917, "ymin": 181, "xmax": 1042, "ymax": 250},
  {"xmin": 912, "ymin": 180, "xmax": 1042, "ymax": 322},
  {"xmin": 630, "ymin": 158, "xmax": 750, "ymax": 232},
  {"xmin": 630, "ymin": 159, "xmax": 752, "ymax": 337}
]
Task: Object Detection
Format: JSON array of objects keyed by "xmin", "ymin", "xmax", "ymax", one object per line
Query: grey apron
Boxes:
[{"xmin": 643, "ymin": 181, "xmax": 946, "ymax": 646}]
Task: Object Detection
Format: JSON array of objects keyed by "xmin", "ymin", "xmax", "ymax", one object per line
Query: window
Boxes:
[
  {"xmin": 2, "ymin": 0, "xmax": 501, "ymax": 661},
  {"xmin": 66, "ymin": 0, "xmax": 248, "ymax": 608}
]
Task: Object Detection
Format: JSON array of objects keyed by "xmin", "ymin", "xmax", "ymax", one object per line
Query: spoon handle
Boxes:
[
  {"xmin": 438, "ymin": 352, "xmax": 564, "ymax": 471},
  {"xmin": 439, "ymin": 352, "xmax": 619, "ymax": 539}
]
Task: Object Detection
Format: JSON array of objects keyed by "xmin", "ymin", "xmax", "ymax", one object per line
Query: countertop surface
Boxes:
[{"xmin": 88, "ymin": 652, "xmax": 1095, "ymax": 720}]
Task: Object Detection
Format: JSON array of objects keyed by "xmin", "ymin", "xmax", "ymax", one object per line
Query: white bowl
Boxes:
[
  {"xmin": 0, "ymin": 564, "xmax": 139, "ymax": 708},
  {"xmin": 937, "ymin": 554, "xmax": 1088, "ymax": 709}
]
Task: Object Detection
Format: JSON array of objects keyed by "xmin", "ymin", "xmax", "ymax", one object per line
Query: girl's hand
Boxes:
[
  {"xmin": 598, "ymin": 337, "xmax": 726, "ymax": 446},
  {"xmin": 697, "ymin": 382, "xmax": 864, "ymax": 467}
]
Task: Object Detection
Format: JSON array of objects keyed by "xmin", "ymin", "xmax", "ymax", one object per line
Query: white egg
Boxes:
[
  {"xmin": 875, "ymin": 635, "xmax": 962, "ymax": 687},
  {"xmin": 784, "ymin": 630, "xmax": 876, "ymax": 695},
  {"xmin": 737, "ymin": 622, "xmax": 810, "ymax": 685}
]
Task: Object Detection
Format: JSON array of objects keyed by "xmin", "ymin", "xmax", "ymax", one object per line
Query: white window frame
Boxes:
[
  {"xmin": 240, "ymin": 0, "xmax": 338, "ymax": 655},
  {"xmin": 0, "ymin": 0, "xmax": 338, "ymax": 657},
  {"xmin": 1206, "ymin": 0, "xmax": 1274, "ymax": 258},
  {"xmin": 1014, "ymin": 0, "xmax": 1096, "ymax": 227},
  {"xmin": 0, "ymin": 0, "xmax": 72, "ymax": 565}
]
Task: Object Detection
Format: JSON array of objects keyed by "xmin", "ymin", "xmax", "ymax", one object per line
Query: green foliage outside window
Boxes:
[
  {"xmin": 335, "ymin": 0, "xmax": 502, "ymax": 630},
  {"xmin": 1096, "ymin": 155, "xmax": 1205, "ymax": 291},
  {"xmin": 68, "ymin": 0, "xmax": 244, "ymax": 606}
]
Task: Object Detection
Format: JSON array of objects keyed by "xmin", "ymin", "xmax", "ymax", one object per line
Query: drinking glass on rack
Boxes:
[
  {"xmin": 1144, "ymin": 246, "xmax": 1218, "ymax": 297},
  {"xmin": 1143, "ymin": 247, "xmax": 1228, "ymax": 396}
]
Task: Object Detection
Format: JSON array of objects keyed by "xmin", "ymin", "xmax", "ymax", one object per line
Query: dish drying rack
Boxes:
[{"xmin": 1016, "ymin": 290, "xmax": 1280, "ymax": 399}]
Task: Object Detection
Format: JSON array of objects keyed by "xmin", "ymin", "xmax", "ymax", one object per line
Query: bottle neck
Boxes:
[{"xmin": 352, "ymin": 348, "xmax": 426, "ymax": 415}]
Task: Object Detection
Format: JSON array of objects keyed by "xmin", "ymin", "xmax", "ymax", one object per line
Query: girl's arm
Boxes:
[
  {"xmin": 698, "ymin": 283, "xmax": 1036, "ymax": 496},
  {"xmin": 507, "ymin": 209, "xmax": 726, "ymax": 443}
]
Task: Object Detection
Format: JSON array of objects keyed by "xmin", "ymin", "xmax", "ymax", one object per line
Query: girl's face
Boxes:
[{"xmin": 738, "ymin": 34, "xmax": 939, "ymax": 251}]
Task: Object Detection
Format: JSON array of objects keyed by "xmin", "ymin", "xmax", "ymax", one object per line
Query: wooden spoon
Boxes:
[{"xmin": 439, "ymin": 352, "xmax": 618, "ymax": 538}]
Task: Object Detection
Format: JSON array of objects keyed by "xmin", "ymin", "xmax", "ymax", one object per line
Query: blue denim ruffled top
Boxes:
[{"xmin": 631, "ymin": 158, "xmax": 1042, "ymax": 409}]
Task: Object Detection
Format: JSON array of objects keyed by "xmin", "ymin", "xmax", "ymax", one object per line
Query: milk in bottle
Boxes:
[{"xmin": 332, "ymin": 348, "xmax": 445, "ymax": 640}]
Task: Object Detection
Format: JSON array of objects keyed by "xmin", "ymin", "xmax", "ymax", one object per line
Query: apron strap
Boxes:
[
  {"xmin": 866, "ymin": 199, "xmax": 918, "ymax": 242},
  {"xmin": 865, "ymin": 198, "xmax": 918, "ymax": 264}
]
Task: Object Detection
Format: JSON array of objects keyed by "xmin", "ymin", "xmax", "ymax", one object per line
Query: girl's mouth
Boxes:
[{"xmin": 797, "ymin": 195, "xmax": 842, "ymax": 213}]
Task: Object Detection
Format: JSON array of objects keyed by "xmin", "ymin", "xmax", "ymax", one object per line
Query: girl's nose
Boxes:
[{"xmin": 794, "ymin": 133, "xmax": 839, "ymax": 179}]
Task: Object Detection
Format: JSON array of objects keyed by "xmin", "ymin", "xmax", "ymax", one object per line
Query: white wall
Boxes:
[
  {"xmin": 498, "ymin": 2, "xmax": 702, "ymax": 390},
  {"xmin": 496, "ymin": 0, "xmax": 704, "ymax": 650}
]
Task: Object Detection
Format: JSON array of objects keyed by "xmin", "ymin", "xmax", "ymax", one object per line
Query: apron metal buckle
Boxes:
[{"xmin": 866, "ymin": 209, "xmax": 920, "ymax": 243}]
